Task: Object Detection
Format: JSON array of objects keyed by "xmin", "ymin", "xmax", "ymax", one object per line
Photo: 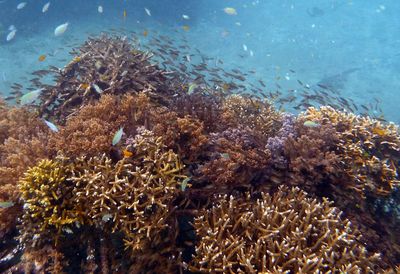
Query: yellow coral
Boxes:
[{"xmin": 19, "ymin": 159, "xmax": 79, "ymax": 246}]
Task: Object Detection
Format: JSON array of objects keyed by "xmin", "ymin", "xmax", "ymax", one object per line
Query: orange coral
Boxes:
[{"xmin": 0, "ymin": 103, "xmax": 51, "ymax": 237}]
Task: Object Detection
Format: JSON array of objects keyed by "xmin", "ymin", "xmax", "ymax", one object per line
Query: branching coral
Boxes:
[
  {"xmin": 282, "ymin": 122, "xmax": 340, "ymax": 190},
  {"xmin": 37, "ymin": 35, "xmax": 177, "ymax": 121},
  {"xmin": 70, "ymin": 130, "xmax": 187, "ymax": 270},
  {"xmin": 0, "ymin": 102, "xmax": 51, "ymax": 238},
  {"xmin": 221, "ymin": 94, "xmax": 282, "ymax": 140},
  {"xmin": 48, "ymin": 94, "xmax": 132, "ymax": 157},
  {"xmin": 190, "ymin": 186, "xmax": 383, "ymax": 273},
  {"xmin": 18, "ymin": 159, "xmax": 78, "ymax": 247},
  {"xmin": 302, "ymin": 106, "xmax": 400, "ymax": 199},
  {"xmin": 198, "ymin": 133, "xmax": 270, "ymax": 194}
]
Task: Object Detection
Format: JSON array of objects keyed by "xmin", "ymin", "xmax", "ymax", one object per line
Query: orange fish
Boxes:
[
  {"xmin": 143, "ymin": 30, "xmax": 148, "ymax": 37},
  {"xmin": 182, "ymin": 25, "xmax": 190, "ymax": 31},
  {"xmin": 123, "ymin": 149, "xmax": 133, "ymax": 158},
  {"xmin": 372, "ymin": 127, "xmax": 387, "ymax": 136},
  {"xmin": 80, "ymin": 83, "xmax": 90, "ymax": 90},
  {"xmin": 38, "ymin": 54, "xmax": 46, "ymax": 62}
]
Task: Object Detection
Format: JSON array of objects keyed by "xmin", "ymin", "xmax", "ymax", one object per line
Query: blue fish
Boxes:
[
  {"xmin": 112, "ymin": 127, "xmax": 124, "ymax": 146},
  {"xmin": 44, "ymin": 120, "xmax": 59, "ymax": 132},
  {"xmin": 20, "ymin": 88, "xmax": 43, "ymax": 105}
]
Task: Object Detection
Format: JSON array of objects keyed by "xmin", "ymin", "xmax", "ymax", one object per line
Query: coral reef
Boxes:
[
  {"xmin": 221, "ymin": 94, "xmax": 282, "ymax": 140},
  {"xmin": 0, "ymin": 101, "xmax": 51, "ymax": 239},
  {"xmin": 302, "ymin": 106, "xmax": 400, "ymax": 200},
  {"xmin": 189, "ymin": 186, "xmax": 382, "ymax": 273},
  {"xmin": 36, "ymin": 35, "xmax": 179, "ymax": 122},
  {"xmin": 14, "ymin": 129, "xmax": 188, "ymax": 272},
  {"xmin": 1, "ymin": 35, "xmax": 400, "ymax": 273}
]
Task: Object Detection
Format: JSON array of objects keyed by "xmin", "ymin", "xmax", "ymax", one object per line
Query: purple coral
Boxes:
[
  {"xmin": 266, "ymin": 113, "xmax": 297, "ymax": 167},
  {"xmin": 209, "ymin": 127, "xmax": 258, "ymax": 149}
]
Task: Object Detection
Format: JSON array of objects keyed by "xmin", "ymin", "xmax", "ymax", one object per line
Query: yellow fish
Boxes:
[
  {"xmin": 223, "ymin": 7, "xmax": 237, "ymax": 15},
  {"xmin": 72, "ymin": 56, "xmax": 81, "ymax": 63},
  {"xmin": 123, "ymin": 9, "xmax": 127, "ymax": 18},
  {"xmin": 372, "ymin": 127, "xmax": 387, "ymax": 136},
  {"xmin": 38, "ymin": 54, "xmax": 46, "ymax": 62},
  {"xmin": 182, "ymin": 25, "xmax": 190, "ymax": 31},
  {"xmin": 79, "ymin": 83, "xmax": 90, "ymax": 90},
  {"xmin": 123, "ymin": 149, "xmax": 133, "ymax": 158}
]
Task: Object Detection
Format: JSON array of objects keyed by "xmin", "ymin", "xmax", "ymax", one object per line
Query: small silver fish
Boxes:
[
  {"xmin": 92, "ymin": 83, "xmax": 103, "ymax": 94},
  {"xmin": 102, "ymin": 213, "xmax": 113, "ymax": 222},
  {"xmin": 181, "ymin": 177, "xmax": 191, "ymax": 191},
  {"xmin": 44, "ymin": 120, "xmax": 59, "ymax": 132},
  {"xmin": 112, "ymin": 127, "xmax": 124, "ymax": 146},
  {"xmin": 144, "ymin": 7, "xmax": 151, "ymax": 16},
  {"xmin": 220, "ymin": 153, "xmax": 230, "ymax": 159}
]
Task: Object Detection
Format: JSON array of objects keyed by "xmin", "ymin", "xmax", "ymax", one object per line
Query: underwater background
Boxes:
[{"xmin": 1, "ymin": 0, "xmax": 400, "ymax": 273}]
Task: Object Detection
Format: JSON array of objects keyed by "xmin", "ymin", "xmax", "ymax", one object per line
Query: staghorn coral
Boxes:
[
  {"xmin": 36, "ymin": 35, "xmax": 177, "ymax": 122},
  {"xmin": 18, "ymin": 159, "xmax": 78, "ymax": 248},
  {"xmin": 190, "ymin": 186, "xmax": 383, "ymax": 273},
  {"xmin": 0, "ymin": 103, "xmax": 51, "ymax": 238},
  {"xmin": 70, "ymin": 130, "xmax": 187, "ymax": 271},
  {"xmin": 14, "ymin": 130, "xmax": 188, "ymax": 273},
  {"xmin": 221, "ymin": 94, "xmax": 282, "ymax": 140},
  {"xmin": 302, "ymin": 106, "xmax": 400, "ymax": 199},
  {"xmin": 197, "ymin": 132, "xmax": 270, "ymax": 195}
]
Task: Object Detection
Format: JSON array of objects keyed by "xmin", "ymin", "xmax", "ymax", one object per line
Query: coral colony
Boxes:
[{"xmin": 0, "ymin": 35, "xmax": 400, "ymax": 273}]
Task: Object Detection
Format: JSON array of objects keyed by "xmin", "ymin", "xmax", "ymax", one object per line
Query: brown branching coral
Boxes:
[
  {"xmin": 282, "ymin": 122, "xmax": 340, "ymax": 190},
  {"xmin": 221, "ymin": 94, "xmax": 282, "ymax": 140},
  {"xmin": 70, "ymin": 130, "xmax": 187, "ymax": 271},
  {"xmin": 0, "ymin": 102, "xmax": 51, "ymax": 238},
  {"xmin": 36, "ymin": 35, "xmax": 177, "ymax": 122},
  {"xmin": 197, "ymin": 135, "xmax": 270, "ymax": 195},
  {"xmin": 302, "ymin": 106, "xmax": 400, "ymax": 199},
  {"xmin": 48, "ymin": 94, "xmax": 132, "ymax": 157},
  {"xmin": 190, "ymin": 186, "xmax": 383, "ymax": 273},
  {"xmin": 15, "ymin": 130, "xmax": 188, "ymax": 272}
]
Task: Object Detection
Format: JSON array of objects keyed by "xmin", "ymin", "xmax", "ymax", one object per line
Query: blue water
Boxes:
[{"xmin": 0, "ymin": 0, "xmax": 399, "ymax": 122}]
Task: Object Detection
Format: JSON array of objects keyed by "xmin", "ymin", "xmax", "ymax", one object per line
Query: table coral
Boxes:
[{"xmin": 190, "ymin": 186, "xmax": 382, "ymax": 273}]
